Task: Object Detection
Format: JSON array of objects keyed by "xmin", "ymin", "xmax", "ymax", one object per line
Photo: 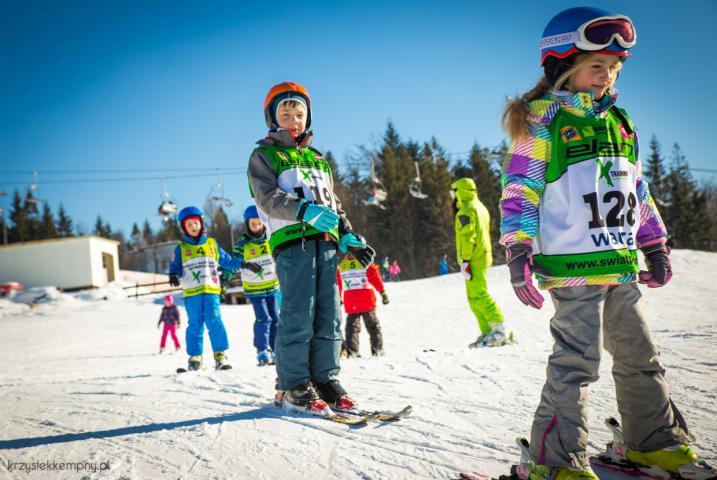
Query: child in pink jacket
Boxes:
[{"xmin": 158, "ymin": 295, "xmax": 181, "ymax": 353}]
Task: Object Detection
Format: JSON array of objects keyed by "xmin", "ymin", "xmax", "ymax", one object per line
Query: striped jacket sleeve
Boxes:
[{"xmin": 499, "ymin": 99, "xmax": 557, "ymax": 247}]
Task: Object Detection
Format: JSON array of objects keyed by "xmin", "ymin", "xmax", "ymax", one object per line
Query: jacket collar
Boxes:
[
  {"xmin": 548, "ymin": 89, "xmax": 619, "ymax": 119},
  {"xmin": 182, "ymin": 233, "xmax": 207, "ymax": 245},
  {"xmin": 259, "ymin": 128, "xmax": 314, "ymax": 149}
]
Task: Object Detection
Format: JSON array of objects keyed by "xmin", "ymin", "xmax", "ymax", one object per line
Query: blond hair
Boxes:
[{"xmin": 501, "ymin": 54, "xmax": 622, "ymax": 141}]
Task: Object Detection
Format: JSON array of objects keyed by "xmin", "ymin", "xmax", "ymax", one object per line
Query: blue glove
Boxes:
[
  {"xmin": 340, "ymin": 233, "xmax": 376, "ymax": 267},
  {"xmin": 296, "ymin": 200, "xmax": 339, "ymax": 233},
  {"xmin": 338, "ymin": 232, "xmax": 366, "ymax": 254}
]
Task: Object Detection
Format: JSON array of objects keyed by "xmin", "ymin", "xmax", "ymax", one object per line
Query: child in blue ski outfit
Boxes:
[
  {"xmin": 499, "ymin": 7, "xmax": 709, "ymax": 480},
  {"xmin": 234, "ymin": 205, "xmax": 281, "ymax": 366},
  {"xmin": 247, "ymin": 81, "xmax": 375, "ymax": 415},
  {"xmin": 169, "ymin": 206, "xmax": 243, "ymax": 371}
]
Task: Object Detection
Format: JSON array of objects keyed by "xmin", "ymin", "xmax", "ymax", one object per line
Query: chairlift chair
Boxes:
[
  {"xmin": 157, "ymin": 178, "xmax": 178, "ymax": 222},
  {"xmin": 363, "ymin": 160, "xmax": 388, "ymax": 209},
  {"xmin": 408, "ymin": 161, "xmax": 428, "ymax": 199},
  {"xmin": 25, "ymin": 171, "xmax": 43, "ymax": 205}
]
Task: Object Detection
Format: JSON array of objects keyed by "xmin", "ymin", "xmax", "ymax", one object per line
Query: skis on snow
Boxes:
[{"xmin": 592, "ymin": 417, "xmax": 716, "ymax": 480}]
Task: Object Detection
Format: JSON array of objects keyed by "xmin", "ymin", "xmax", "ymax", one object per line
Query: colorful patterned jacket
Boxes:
[{"xmin": 499, "ymin": 90, "xmax": 667, "ymax": 289}]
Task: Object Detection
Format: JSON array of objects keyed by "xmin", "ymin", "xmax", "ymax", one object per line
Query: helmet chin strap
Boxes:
[{"xmin": 543, "ymin": 55, "xmax": 576, "ymax": 89}]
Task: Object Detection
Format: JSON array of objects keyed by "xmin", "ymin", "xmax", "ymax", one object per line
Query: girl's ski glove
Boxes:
[
  {"xmin": 339, "ymin": 233, "xmax": 376, "ymax": 268},
  {"xmin": 296, "ymin": 199, "xmax": 339, "ymax": 233},
  {"xmin": 506, "ymin": 243, "xmax": 544, "ymax": 309},
  {"xmin": 169, "ymin": 274, "xmax": 181, "ymax": 287},
  {"xmin": 639, "ymin": 241, "xmax": 672, "ymax": 288},
  {"xmin": 380, "ymin": 291, "xmax": 390, "ymax": 305}
]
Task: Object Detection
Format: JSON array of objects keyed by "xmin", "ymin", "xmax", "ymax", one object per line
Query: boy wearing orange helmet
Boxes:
[{"xmin": 248, "ymin": 82, "xmax": 375, "ymax": 416}]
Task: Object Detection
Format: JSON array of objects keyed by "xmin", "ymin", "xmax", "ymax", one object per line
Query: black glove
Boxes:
[
  {"xmin": 347, "ymin": 234, "xmax": 376, "ymax": 268},
  {"xmin": 639, "ymin": 242, "xmax": 672, "ymax": 287},
  {"xmin": 380, "ymin": 291, "xmax": 389, "ymax": 305},
  {"xmin": 169, "ymin": 274, "xmax": 180, "ymax": 287},
  {"xmin": 243, "ymin": 261, "xmax": 263, "ymax": 274}
]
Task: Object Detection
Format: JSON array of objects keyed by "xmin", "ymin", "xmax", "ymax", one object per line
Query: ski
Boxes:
[
  {"xmin": 176, "ymin": 364, "xmax": 232, "ymax": 374},
  {"xmin": 593, "ymin": 417, "xmax": 717, "ymax": 480},
  {"xmin": 332, "ymin": 404, "xmax": 412, "ymax": 422},
  {"xmin": 275, "ymin": 400, "xmax": 375, "ymax": 426},
  {"xmin": 457, "ymin": 465, "xmax": 517, "ymax": 480}
]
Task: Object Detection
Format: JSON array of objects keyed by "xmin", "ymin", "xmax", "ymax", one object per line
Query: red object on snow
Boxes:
[{"xmin": 0, "ymin": 282, "xmax": 24, "ymax": 297}]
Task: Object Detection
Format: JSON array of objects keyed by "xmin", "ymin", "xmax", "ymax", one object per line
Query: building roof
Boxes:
[{"xmin": 0, "ymin": 235, "xmax": 120, "ymax": 250}]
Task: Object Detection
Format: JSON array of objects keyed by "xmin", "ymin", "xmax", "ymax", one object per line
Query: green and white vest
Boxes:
[
  {"xmin": 179, "ymin": 237, "xmax": 222, "ymax": 297},
  {"xmin": 338, "ymin": 257, "xmax": 370, "ymax": 291},
  {"xmin": 257, "ymin": 145, "xmax": 340, "ymax": 250},
  {"xmin": 534, "ymin": 108, "xmax": 640, "ymax": 278}
]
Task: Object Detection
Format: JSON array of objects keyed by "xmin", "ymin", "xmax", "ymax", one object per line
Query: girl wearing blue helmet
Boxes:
[
  {"xmin": 499, "ymin": 7, "xmax": 710, "ymax": 480},
  {"xmin": 233, "ymin": 205, "xmax": 282, "ymax": 366}
]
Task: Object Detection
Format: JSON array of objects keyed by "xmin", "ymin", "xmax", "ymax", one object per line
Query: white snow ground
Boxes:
[{"xmin": 0, "ymin": 250, "xmax": 715, "ymax": 480}]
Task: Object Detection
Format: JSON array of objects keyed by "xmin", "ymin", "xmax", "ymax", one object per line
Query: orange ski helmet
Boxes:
[{"xmin": 263, "ymin": 81, "xmax": 312, "ymax": 129}]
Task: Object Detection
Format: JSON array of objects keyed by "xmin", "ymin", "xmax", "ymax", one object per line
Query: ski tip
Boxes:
[{"xmin": 605, "ymin": 416, "xmax": 619, "ymax": 427}]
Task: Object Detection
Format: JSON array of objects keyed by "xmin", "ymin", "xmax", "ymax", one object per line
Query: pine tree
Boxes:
[
  {"xmin": 23, "ymin": 188, "xmax": 42, "ymax": 240},
  {"xmin": 142, "ymin": 220, "xmax": 154, "ymax": 245},
  {"xmin": 8, "ymin": 190, "xmax": 28, "ymax": 242},
  {"xmin": 663, "ymin": 143, "xmax": 712, "ymax": 250},
  {"xmin": 57, "ymin": 204, "xmax": 74, "ymax": 237},
  {"xmin": 39, "ymin": 203, "xmax": 58, "ymax": 239},
  {"xmin": 155, "ymin": 218, "xmax": 182, "ymax": 243},
  {"xmin": 130, "ymin": 222, "xmax": 141, "ymax": 248},
  {"xmin": 94, "ymin": 216, "xmax": 107, "ymax": 238},
  {"xmin": 209, "ymin": 206, "xmax": 232, "ymax": 252},
  {"xmin": 644, "ymin": 135, "xmax": 668, "ymax": 207}
]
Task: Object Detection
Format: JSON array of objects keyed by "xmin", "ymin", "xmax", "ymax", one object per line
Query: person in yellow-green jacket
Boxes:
[
  {"xmin": 233, "ymin": 205, "xmax": 281, "ymax": 366},
  {"xmin": 452, "ymin": 178, "xmax": 510, "ymax": 348}
]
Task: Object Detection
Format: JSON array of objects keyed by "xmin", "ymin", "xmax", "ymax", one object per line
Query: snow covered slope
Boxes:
[{"xmin": 0, "ymin": 250, "xmax": 715, "ymax": 479}]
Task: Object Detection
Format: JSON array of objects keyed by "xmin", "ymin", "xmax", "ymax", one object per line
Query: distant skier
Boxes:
[
  {"xmin": 381, "ymin": 256, "xmax": 390, "ymax": 281},
  {"xmin": 337, "ymin": 253, "xmax": 389, "ymax": 358},
  {"xmin": 452, "ymin": 178, "xmax": 508, "ymax": 347},
  {"xmin": 388, "ymin": 260, "xmax": 401, "ymax": 282},
  {"xmin": 499, "ymin": 7, "xmax": 707, "ymax": 480},
  {"xmin": 233, "ymin": 205, "xmax": 281, "ymax": 366},
  {"xmin": 168, "ymin": 206, "xmax": 243, "ymax": 371},
  {"xmin": 439, "ymin": 254, "xmax": 449, "ymax": 275},
  {"xmin": 157, "ymin": 295, "xmax": 181, "ymax": 353},
  {"xmin": 248, "ymin": 81, "xmax": 375, "ymax": 415}
]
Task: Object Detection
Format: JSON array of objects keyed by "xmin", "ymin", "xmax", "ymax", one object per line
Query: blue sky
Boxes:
[{"xmin": 1, "ymin": 0, "xmax": 715, "ymax": 235}]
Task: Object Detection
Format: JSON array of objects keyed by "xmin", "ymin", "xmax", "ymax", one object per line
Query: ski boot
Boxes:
[
  {"xmin": 468, "ymin": 333, "xmax": 486, "ymax": 349},
  {"xmin": 314, "ymin": 379, "xmax": 357, "ymax": 410},
  {"xmin": 159, "ymin": 347, "xmax": 165, "ymax": 354},
  {"xmin": 599, "ymin": 417, "xmax": 715, "ymax": 479},
  {"xmin": 514, "ymin": 437, "xmax": 598, "ymax": 480},
  {"xmin": 278, "ymin": 383, "xmax": 333, "ymax": 416},
  {"xmin": 340, "ymin": 348, "xmax": 349, "ymax": 359},
  {"xmin": 187, "ymin": 355, "xmax": 202, "ymax": 371},
  {"xmin": 257, "ymin": 349, "xmax": 273, "ymax": 366},
  {"xmin": 214, "ymin": 351, "xmax": 232, "ymax": 370},
  {"xmin": 371, "ymin": 348, "xmax": 384, "ymax": 357}
]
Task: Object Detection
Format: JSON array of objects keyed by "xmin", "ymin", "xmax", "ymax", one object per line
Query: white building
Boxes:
[{"xmin": 0, "ymin": 236, "xmax": 120, "ymax": 290}]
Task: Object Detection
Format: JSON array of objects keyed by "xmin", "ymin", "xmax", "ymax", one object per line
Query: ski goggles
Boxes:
[{"xmin": 574, "ymin": 15, "xmax": 636, "ymax": 51}]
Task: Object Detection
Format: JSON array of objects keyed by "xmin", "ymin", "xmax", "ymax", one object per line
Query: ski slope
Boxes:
[{"xmin": 0, "ymin": 250, "xmax": 715, "ymax": 479}]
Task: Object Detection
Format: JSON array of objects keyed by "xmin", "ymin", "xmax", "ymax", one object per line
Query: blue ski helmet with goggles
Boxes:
[{"xmin": 540, "ymin": 7, "xmax": 636, "ymax": 86}]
